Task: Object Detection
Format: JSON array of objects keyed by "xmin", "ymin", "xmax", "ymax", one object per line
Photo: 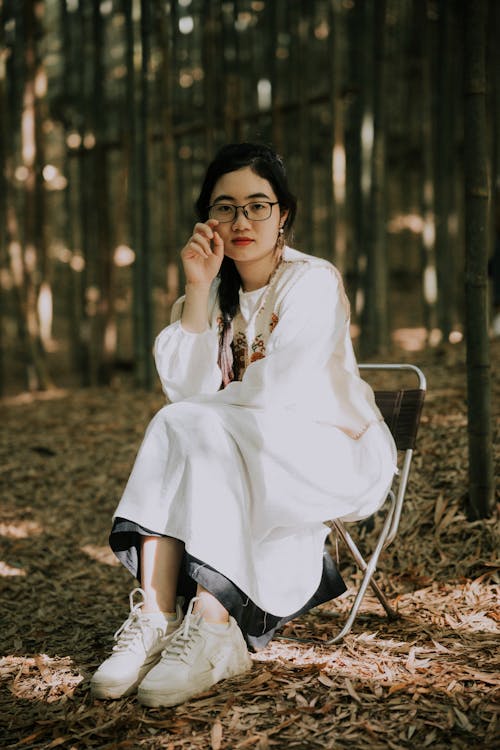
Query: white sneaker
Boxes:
[
  {"xmin": 137, "ymin": 597, "xmax": 252, "ymax": 707},
  {"xmin": 91, "ymin": 588, "xmax": 184, "ymax": 699}
]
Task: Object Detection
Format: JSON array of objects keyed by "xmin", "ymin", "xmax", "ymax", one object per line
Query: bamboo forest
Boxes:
[{"xmin": 1, "ymin": 1, "xmax": 498, "ymax": 748}]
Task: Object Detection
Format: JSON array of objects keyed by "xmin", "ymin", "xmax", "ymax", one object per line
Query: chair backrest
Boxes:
[
  {"xmin": 359, "ymin": 363, "xmax": 426, "ymax": 451},
  {"xmin": 373, "ymin": 388, "xmax": 425, "ymax": 450},
  {"xmin": 358, "ymin": 363, "xmax": 426, "ymax": 548}
]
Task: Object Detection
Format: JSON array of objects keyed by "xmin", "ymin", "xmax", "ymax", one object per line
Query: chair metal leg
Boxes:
[
  {"xmin": 277, "ymin": 492, "xmax": 399, "ymax": 646},
  {"xmin": 332, "ymin": 518, "xmax": 398, "ymax": 621}
]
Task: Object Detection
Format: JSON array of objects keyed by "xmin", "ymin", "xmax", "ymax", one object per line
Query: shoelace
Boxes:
[
  {"xmin": 112, "ymin": 587, "xmax": 162, "ymax": 654},
  {"xmin": 161, "ymin": 597, "xmax": 203, "ymax": 663}
]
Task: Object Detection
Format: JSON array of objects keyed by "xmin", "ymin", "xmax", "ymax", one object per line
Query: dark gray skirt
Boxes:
[{"xmin": 110, "ymin": 518, "xmax": 347, "ymax": 651}]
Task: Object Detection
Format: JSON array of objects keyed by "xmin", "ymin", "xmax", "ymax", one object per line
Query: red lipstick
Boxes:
[{"xmin": 233, "ymin": 237, "xmax": 253, "ymax": 246}]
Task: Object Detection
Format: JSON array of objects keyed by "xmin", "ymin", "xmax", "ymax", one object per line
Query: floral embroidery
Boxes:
[
  {"xmin": 249, "ymin": 334, "xmax": 266, "ymax": 363},
  {"xmin": 232, "ymin": 331, "xmax": 248, "ymax": 379},
  {"xmin": 251, "ymin": 334, "xmax": 266, "ymax": 356},
  {"xmin": 226, "ymin": 264, "xmax": 285, "ymax": 380},
  {"xmin": 231, "ymin": 330, "xmax": 270, "ymax": 378},
  {"xmin": 250, "ymin": 351, "xmax": 265, "ymax": 363}
]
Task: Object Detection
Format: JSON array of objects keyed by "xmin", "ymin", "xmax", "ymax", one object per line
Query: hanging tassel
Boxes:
[{"xmin": 219, "ymin": 316, "xmax": 234, "ymax": 387}]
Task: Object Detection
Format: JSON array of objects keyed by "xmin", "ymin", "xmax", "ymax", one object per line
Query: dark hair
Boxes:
[{"xmin": 195, "ymin": 143, "xmax": 297, "ymax": 324}]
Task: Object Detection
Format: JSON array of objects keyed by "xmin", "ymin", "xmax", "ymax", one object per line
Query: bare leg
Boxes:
[
  {"xmin": 141, "ymin": 536, "xmax": 184, "ymax": 613},
  {"xmin": 193, "ymin": 585, "xmax": 229, "ymax": 624},
  {"xmin": 140, "ymin": 536, "xmax": 229, "ymax": 623}
]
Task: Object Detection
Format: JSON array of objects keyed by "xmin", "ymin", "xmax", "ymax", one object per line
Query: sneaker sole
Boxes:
[
  {"xmin": 90, "ymin": 619, "xmax": 185, "ymax": 700},
  {"xmin": 91, "ymin": 680, "xmax": 140, "ymax": 700},
  {"xmin": 90, "ymin": 655, "xmax": 163, "ymax": 700},
  {"xmin": 138, "ymin": 655, "xmax": 252, "ymax": 708}
]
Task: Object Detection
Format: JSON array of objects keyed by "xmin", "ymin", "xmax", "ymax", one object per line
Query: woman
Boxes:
[{"xmin": 91, "ymin": 143, "xmax": 397, "ymax": 708}]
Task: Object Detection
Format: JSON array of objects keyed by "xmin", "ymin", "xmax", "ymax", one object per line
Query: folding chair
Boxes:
[{"xmin": 282, "ymin": 363, "xmax": 426, "ymax": 645}]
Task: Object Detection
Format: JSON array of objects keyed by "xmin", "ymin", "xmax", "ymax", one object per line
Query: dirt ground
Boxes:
[{"xmin": 1, "ymin": 340, "xmax": 499, "ymax": 750}]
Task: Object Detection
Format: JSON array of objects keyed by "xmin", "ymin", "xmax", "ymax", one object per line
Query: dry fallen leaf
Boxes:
[
  {"xmin": 211, "ymin": 718, "xmax": 223, "ymax": 750},
  {"xmin": 317, "ymin": 672, "xmax": 335, "ymax": 688},
  {"xmin": 1, "ymin": 342, "xmax": 499, "ymax": 750}
]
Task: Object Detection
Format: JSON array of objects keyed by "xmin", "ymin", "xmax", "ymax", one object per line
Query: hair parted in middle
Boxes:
[{"xmin": 194, "ymin": 143, "xmax": 297, "ymax": 384}]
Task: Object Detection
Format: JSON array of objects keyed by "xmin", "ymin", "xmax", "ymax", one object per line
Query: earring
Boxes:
[{"xmin": 276, "ymin": 226, "xmax": 285, "ymax": 253}]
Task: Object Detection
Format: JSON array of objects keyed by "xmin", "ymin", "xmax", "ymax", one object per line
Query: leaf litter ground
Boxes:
[{"xmin": 1, "ymin": 340, "xmax": 499, "ymax": 749}]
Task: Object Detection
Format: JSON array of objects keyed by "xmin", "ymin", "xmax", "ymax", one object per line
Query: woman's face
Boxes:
[{"xmin": 209, "ymin": 166, "xmax": 288, "ymax": 268}]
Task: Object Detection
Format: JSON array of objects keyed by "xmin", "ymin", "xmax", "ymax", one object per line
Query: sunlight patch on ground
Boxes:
[
  {"xmin": 387, "ymin": 213, "xmax": 424, "ymax": 234},
  {"xmin": 390, "ymin": 327, "xmax": 464, "ymax": 351},
  {"xmin": 1, "ymin": 388, "xmax": 69, "ymax": 407},
  {"xmin": 391, "ymin": 327, "xmax": 427, "ymax": 351},
  {"xmin": 81, "ymin": 544, "xmax": 120, "ymax": 567},
  {"xmin": 395, "ymin": 580, "xmax": 500, "ymax": 634},
  {"xmin": 0, "ymin": 520, "xmax": 43, "ymax": 539},
  {"xmin": 253, "ymin": 577, "xmax": 499, "ymax": 701},
  {"xmin": 0, "ymin": 561, "xmax": 26, "ymax": 577},
  {"xmin": 325, "ymin": 580, "xmax": 500, "ymax": 636},
  {"xmin": 255, "ymin": 609, "xmax": 498, "ymax": 701},
  {"xmin": 1, "ymin": 654, "xmax": 84, "ymax": 702}
]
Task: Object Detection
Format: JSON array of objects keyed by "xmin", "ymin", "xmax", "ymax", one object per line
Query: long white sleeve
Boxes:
[
  {"xmin": 154, "ymin": 259, "xmax": 381, "ymax": 435},
  {"xmin": 153, "ymin": 295, "xmax": 222, "ymax": 402},
  {"xmin": 153, "ymin": 266, "xmax": 336, "ymax": 407}
]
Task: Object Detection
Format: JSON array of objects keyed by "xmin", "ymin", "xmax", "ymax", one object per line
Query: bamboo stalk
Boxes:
[{"xmin": 463, "ymin": 0, "xmax": 495, "ymax": 518}]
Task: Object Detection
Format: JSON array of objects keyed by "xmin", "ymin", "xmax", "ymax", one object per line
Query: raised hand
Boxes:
[{"xmin": 180, "ymin": 219, "xmax": 224, "ymax": 287}]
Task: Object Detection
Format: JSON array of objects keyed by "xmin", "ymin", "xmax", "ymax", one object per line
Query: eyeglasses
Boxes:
[{"xmin": 207, "ymin": 201, "xmax": 279, "ymax": 223}]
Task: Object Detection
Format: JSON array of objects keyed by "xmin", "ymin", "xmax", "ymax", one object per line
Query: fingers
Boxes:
[
  {"xmin": 212, "ymin": 230, "xmax": 224, "ymax": 257},
  {"xmin": 183, "ymin": 221, "xmax": 222, "ymax": 259},
  {"xmin": 204, "ymin": 221, "xmax": 224, "ymax": 256},
  {"xmin": 190, "ymin": 232, "xmax": 212, "ymax": 258}
]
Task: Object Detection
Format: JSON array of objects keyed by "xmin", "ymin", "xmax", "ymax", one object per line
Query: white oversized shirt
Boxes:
[
  {"xmin": 154, "ymin": 246, "xmax": 384, "ymax": 440},
  {"xmin": 115, "ymin": 247, "xmax": 397, "ymax": 615}
]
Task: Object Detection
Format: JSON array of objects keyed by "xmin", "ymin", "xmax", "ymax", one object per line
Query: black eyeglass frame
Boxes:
[{"xmin": 206, "ymin": 201, "xmax": 279, "ymax": 223}]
